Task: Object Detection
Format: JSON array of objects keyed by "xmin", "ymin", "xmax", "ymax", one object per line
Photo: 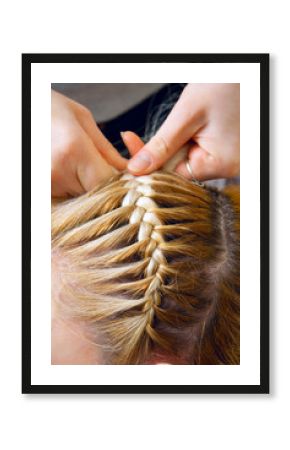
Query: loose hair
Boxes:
[{"xmin": 52, "ymin": 171, "xmax": 240, "ymax": 365}]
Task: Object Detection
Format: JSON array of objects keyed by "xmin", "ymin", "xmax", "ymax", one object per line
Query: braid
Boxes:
[
  {"xmin": 121, "ymin": 173, "xmax": 167, "ymax": 346},
  {"xmin": 52, "ymin": 171, "xmax": 240, "ymax": 365}
]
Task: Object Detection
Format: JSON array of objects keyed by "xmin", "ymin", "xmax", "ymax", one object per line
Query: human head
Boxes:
[{"xmin": 52, "ymin": 171, "xmax": 240, "ymax": 364}]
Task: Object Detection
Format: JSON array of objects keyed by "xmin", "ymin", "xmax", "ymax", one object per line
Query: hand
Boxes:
[
  {"xmin": 51, "ymin": 90, "xmax": 127, "ymax": 197},
  {"xmin": 127, "ymin": 83, "xmax": 240, "ymax": 180}
]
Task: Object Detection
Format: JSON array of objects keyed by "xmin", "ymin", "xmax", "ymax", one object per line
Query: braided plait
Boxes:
[
  {"xmin": 121, "ymin": 174, "xmax": 166, "ymax": 341},
  {"xmin": 52, "ymin": 171, "xmax": 240, "ymax": 365}
]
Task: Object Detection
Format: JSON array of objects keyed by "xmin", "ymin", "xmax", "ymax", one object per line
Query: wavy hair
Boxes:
[{"xmin": 52, "ymin": 171, "xmax": 240, "ymax": 365}]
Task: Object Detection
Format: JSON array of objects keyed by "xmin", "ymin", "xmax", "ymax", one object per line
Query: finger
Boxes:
[
  {"xmin": 175, "ymin": 145, "xmax": 222, "ymax": 181},
  {"xmin": 120, "ymin": 131, "xmax": 144, "ymax": 156},
  {"xmin": 127, "ymin": 95, "xmax": 205, "ymax": 175},
  {"xmin": 51, "ymin": 161, "xmax": 85, "ymax": 198},
  {"xmin": 78, "ymin": 112, "xmax": 127, "ymax": 170},
  {"xmin": 51, "ymin": 180, "xmax": 70, "ymax": 198},
  {"xmin": 77, "ymin": 139, "xmax": 117, "ymax": 192},
  {"xmin": 52, "ymin": 177, "xmax": 84, "ymax": 198}
]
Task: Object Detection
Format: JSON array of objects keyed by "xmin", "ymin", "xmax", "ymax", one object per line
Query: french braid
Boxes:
[
  {"xmin": 52, "ymin": 171, "xmax": 240, "ymax": 364},
  {"xmin": 121, "ymin": 173, "xmax": 165, "ymax": 329}
]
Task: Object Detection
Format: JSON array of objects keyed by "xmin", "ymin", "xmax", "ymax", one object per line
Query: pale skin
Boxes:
[
  {"xmin": 127, "ymin": 83, "xmax": 240, "ymax": 180},
  {"xmin": 51, "ymin": 84, "xmax": 240, "ymax": 197},
  {"xmin": 51, "ymin": 90, "xmax": 127, "ymax": 197}
]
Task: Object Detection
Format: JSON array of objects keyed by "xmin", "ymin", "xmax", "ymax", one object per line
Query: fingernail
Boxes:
[
  {"xmin": 120, "ymin": 131, "xmax": 127, "ymax": 140},
  {"xmin": 128, "ymin": 152, "xmax": 152, "ymax": 173}
]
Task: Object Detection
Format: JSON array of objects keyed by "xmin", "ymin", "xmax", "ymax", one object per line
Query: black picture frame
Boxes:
[{"xmin": 22, "ymin": 53, "xmax": 269, "ymax": 394}]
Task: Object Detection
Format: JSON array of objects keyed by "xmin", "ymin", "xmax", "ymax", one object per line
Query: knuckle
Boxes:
[
  {"xmin": 57, "ymin": 144, "xmax": 72, "ymax": 164},
  {"xmin": 53, "ymin": 132, "xmax": 80, "ymax": 163},
  {"xmin": 150, "ymin": 135, "xmax": 170, "ymax": 161},
  {"xmin": 78, "ymin": 104, "xmax": 94, "ymax": 121}
]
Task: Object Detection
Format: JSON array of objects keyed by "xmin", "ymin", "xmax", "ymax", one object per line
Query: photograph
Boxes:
[
  {"xmin": 51, "ymin": 82, "xmax": 240, "ymax": 366},
  {"xmin": 22, "ymin": 53, "xmax": 269, "ymax": 393}
]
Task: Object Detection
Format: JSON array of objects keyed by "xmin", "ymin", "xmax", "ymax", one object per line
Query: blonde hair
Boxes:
[{"xmin": 52, "ymin": 171, "xmax": 240, "ymax": 365}]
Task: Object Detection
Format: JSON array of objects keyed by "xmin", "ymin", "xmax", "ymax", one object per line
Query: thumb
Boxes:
[{"xmin": 127, "ymin": 98, "xmax": 204, "ymax": 175}]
